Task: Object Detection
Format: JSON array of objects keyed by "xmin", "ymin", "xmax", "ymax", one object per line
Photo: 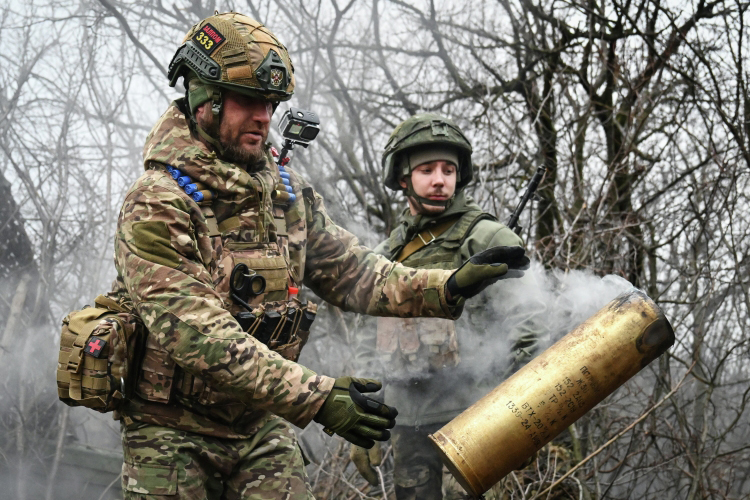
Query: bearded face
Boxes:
[{"xmin": 196, "ymin": 90, "xmax": 273, "ymax": 171}]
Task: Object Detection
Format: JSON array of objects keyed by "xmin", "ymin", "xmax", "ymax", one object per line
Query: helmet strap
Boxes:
[
  {"xmin": 403, "ymin": 177, "xmax": 454, "ymax": 212},
  {"xmin": 187, "ymin": 83, "xmax": 226, "ymax": 156},
  {"xmin": 195, "ymin": 122, "xmax": 225, "ymax": 156}
]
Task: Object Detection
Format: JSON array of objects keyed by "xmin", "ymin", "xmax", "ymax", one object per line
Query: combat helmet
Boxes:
[
  {"xmin": 382, "ymin": 113, "xmax": 473, "ymax": 208},
  {"xmin": 167, "ymin": 12, "xmax": 295, "ymax": 152}
]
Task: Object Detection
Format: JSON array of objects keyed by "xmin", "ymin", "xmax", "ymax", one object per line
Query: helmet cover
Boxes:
[
  {"xmin": 168, "ymin": 12, "xmax": 295, "ymax": 102},
  {"xmin": 382, "ymin": 113, "xmax": 473, "ymax": 192}
]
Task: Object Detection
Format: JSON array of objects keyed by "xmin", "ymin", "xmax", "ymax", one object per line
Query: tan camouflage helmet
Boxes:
[{"xmin": 168, "ymin": 12, "xmax": 295, "ymax": 105}]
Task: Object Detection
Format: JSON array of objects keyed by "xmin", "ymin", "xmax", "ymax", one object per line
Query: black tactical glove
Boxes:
[
  {"xmin": 314, "ymin": 377, "xmax": 398, "ymax": 449},
  {"xmin": 446, "ymin": 246, "xmax": 530, "ymax": 301}
]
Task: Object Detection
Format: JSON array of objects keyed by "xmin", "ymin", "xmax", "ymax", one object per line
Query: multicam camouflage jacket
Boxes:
[
  {"xmin": 355, "ymin": 193, "xmax": 541, "ymax": 427},
  {"xmin": 108, "ymin": 99, "xmax": 459, "ymax": 438}
]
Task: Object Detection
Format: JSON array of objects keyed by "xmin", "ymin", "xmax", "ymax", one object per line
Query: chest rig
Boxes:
[
  {"xmin": 133, "ymin": 163, "xmax": 316, "ymax": 423},
  {"xmin": 376, "ymin": 211, "xmax": 493, "ymax": 380},
  {"xmin": 168, "ymin": 163, "xmax": 316, "ymax": 360}
]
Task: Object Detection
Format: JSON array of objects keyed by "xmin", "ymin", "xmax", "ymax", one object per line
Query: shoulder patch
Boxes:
[
  {"xmin": 192, "ymin": 23, "xmax": 225, "ymax": 56},
  {"xmin": 130, "ymin": 221, "xmax": 182, "ymax": 268}
]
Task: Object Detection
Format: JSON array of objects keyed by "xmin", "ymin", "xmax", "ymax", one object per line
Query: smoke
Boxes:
[
  {"xmin": 311, "ymin": 261, "xmax": 637, "ymax": 418},
  {"xmin": 456, "ymin": 261, "xmax": 634, "ymax": 382},
  {"xmin": 492, "ymin": 261, "xmax": 635, "ymax": 343},
  {"xmin": 0, "ymin": 277, "xmax": 122, "ymax": 500}
]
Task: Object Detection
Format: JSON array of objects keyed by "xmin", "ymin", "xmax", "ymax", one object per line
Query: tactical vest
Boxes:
[
  {"xmin": 377, "ymin": 210, "xmax": 493, "ymax": 379},
  {"xmin": 133, "ymin": 164, "xmax": 317, "ymax": 425}
]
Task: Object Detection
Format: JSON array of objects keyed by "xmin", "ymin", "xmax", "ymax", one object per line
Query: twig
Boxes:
[
  {"xmin": 44, "ymin": 405, "xmax": 69, "ymax": 500},
  {"xmin": 316, "ymin": 465, "xmax": 372, "ymax": 499},
  {"xmin": 96, "ymin": 472, "xmax": 122, "ymax": 500},
  {"xmin": 97, "ymin": 0, "xmax": 167, "ymax": 75},
  {"xmin": 532, "ymin": 363, "xmax": 695, "ymax": 498},
  {"xmin": 376, "ymin": 465, "xmax": 387, "ymax": 498}
]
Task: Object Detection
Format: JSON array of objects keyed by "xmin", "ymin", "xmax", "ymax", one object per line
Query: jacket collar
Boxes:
[{"xmin": 142, "ymin": 100, "xmax": 276, "ymax": 205}]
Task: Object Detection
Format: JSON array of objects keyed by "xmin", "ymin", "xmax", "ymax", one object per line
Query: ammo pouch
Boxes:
[
  {"xmin": 376, "ymin": 317, "xmax": 459, "ymax": 380},
  {"xmin": 234, "ymin": 297, "xmax": 317, "ymax": 362},
  {"xmin": 132, "ymin": 298, "xmax": 317, "ymax": 414},
  {"xmin": 57, "ymin": 295, "xmax": 145, "ymax": 412}
]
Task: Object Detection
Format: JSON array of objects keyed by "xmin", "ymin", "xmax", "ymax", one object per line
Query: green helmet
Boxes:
[{"xmin": 382, "ymin": 113, "xmax": 473, "ymax": 195}]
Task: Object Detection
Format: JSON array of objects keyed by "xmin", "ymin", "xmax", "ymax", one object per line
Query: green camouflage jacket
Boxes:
[
  {"xmin": 355, "ymin": 193, "xmax": 539, "ymax": 427},
  {"xmin": 108, "ymin": 100, "xmax": 459, "ymax": 438}
]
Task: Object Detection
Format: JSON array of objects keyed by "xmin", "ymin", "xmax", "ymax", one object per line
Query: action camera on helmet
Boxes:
[{"xmin": 279, "ymin": 108, "xmax": 320, "ymax": 143}]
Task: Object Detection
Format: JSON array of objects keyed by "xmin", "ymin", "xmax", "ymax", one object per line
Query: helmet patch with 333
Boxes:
[{"xmin": 192, "ymin": 23, "xmax": 225, "ymax": 56}]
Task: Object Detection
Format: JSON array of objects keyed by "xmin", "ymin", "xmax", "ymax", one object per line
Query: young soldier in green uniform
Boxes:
[
  {"xmin": 107, "ymin": 14, "xmax": 529, "ymax": 499},
  {"xmin": 351, "ymin": 114, "xmax": 538, "ymax": 499}
]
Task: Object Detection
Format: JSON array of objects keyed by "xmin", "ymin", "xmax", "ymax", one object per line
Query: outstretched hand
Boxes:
[{"xmin": 446, "ymin": 246, "xmax": 530, "ymax": 301}]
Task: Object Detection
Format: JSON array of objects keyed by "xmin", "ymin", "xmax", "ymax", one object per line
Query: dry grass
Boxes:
[{"xmin": 307, "ymin": 437, "xmax": 582, "ymax": 500}]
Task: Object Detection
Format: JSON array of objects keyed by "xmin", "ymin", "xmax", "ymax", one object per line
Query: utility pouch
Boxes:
[
  {"xmin": 57, "ymin": 295, "xmax": 146, "ymax": 412},
  {"xmin": 376, "ymin": 317, "xmax": 459, "ymax": 380},
  {"xmin": 236, "ymin": 298, "xmax": 317, "ymax": 361}
]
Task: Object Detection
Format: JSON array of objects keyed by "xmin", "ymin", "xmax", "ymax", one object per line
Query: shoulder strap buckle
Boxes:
[{"xmin": 417, "ymin": 230, "xmax": 437, "ymax": 246}]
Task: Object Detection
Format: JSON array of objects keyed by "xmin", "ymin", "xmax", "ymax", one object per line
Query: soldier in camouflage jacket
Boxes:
[{"xmin": 105, "ymin": 13, "xmax": 527, "ymax": 500}]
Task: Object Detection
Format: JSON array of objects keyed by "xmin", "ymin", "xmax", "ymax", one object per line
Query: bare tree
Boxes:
[{"xmin": 3, "ymin": 0, "xmax": 750, "ymax": 497}]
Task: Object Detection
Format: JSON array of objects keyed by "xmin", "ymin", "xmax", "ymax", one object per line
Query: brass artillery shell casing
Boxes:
[{"xmin": 429, "ymin": 288, "xmax": 674, "ymax": 498}]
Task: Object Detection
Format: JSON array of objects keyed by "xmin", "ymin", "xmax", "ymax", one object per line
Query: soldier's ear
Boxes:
[
  {"xmin": 399, "ymin": 177, "xmax": 408, "ymax": 189},
  {"xmin": 194, "ymin": 101, "xmax": 211, "ymax": 125}
]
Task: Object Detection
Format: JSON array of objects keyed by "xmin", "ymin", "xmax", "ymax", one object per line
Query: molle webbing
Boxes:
[{"xmin": 57, "ymin": 296, "xmax": 145, "ymax": 412}]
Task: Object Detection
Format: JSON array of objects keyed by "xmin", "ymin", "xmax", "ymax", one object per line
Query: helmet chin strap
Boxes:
[
  {"xmin": 403, "ymin": 177, "xmax": 454, "ymax": 213},
  {"xmin": 187, "ymin": 83, "xmax": 226, "ymax": 156}
]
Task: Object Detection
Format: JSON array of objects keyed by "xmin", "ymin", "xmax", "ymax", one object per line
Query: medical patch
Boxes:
[
  {"xmin": 192, "ymin": 23, "xmax": 225, "ymax": 56},
  {"xmin": 84, "ymin": 337, "xmax": 107, "ymax": 358}
]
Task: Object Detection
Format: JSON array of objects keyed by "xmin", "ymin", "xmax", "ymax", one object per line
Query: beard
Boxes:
[
  {"xmin": 195, "ymin": 110, "xmax": 269, "ymax": 172},
  {"xmin": 220, "ymin": 140, "xmax": 268, "ymax": 172},
  {"xmin": 219, "ymin": 124, "xmax": 269, "ymax": 172}
]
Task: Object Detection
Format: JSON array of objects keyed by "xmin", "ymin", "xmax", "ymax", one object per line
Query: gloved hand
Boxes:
[
  {"xmin": 349, "ymin": 442, "xmax": 382, "ymax": 486},
  {"xmin": 446, "ymin": 246, "xmax": 530, "ymax": 301},
  {"xmin": 314, "ymin": 377, "xmax": 398, "ymax": 449}
]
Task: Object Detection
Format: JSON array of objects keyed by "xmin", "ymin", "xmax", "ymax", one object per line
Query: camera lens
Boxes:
[{"xmin": 301, "ymin": 127, "xmax": 319, "ymax": 141}]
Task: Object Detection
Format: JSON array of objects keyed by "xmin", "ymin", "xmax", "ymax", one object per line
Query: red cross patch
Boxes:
[{"xmin": 84, "ymin": 338, "xmax": 108, "ymax": 358}]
